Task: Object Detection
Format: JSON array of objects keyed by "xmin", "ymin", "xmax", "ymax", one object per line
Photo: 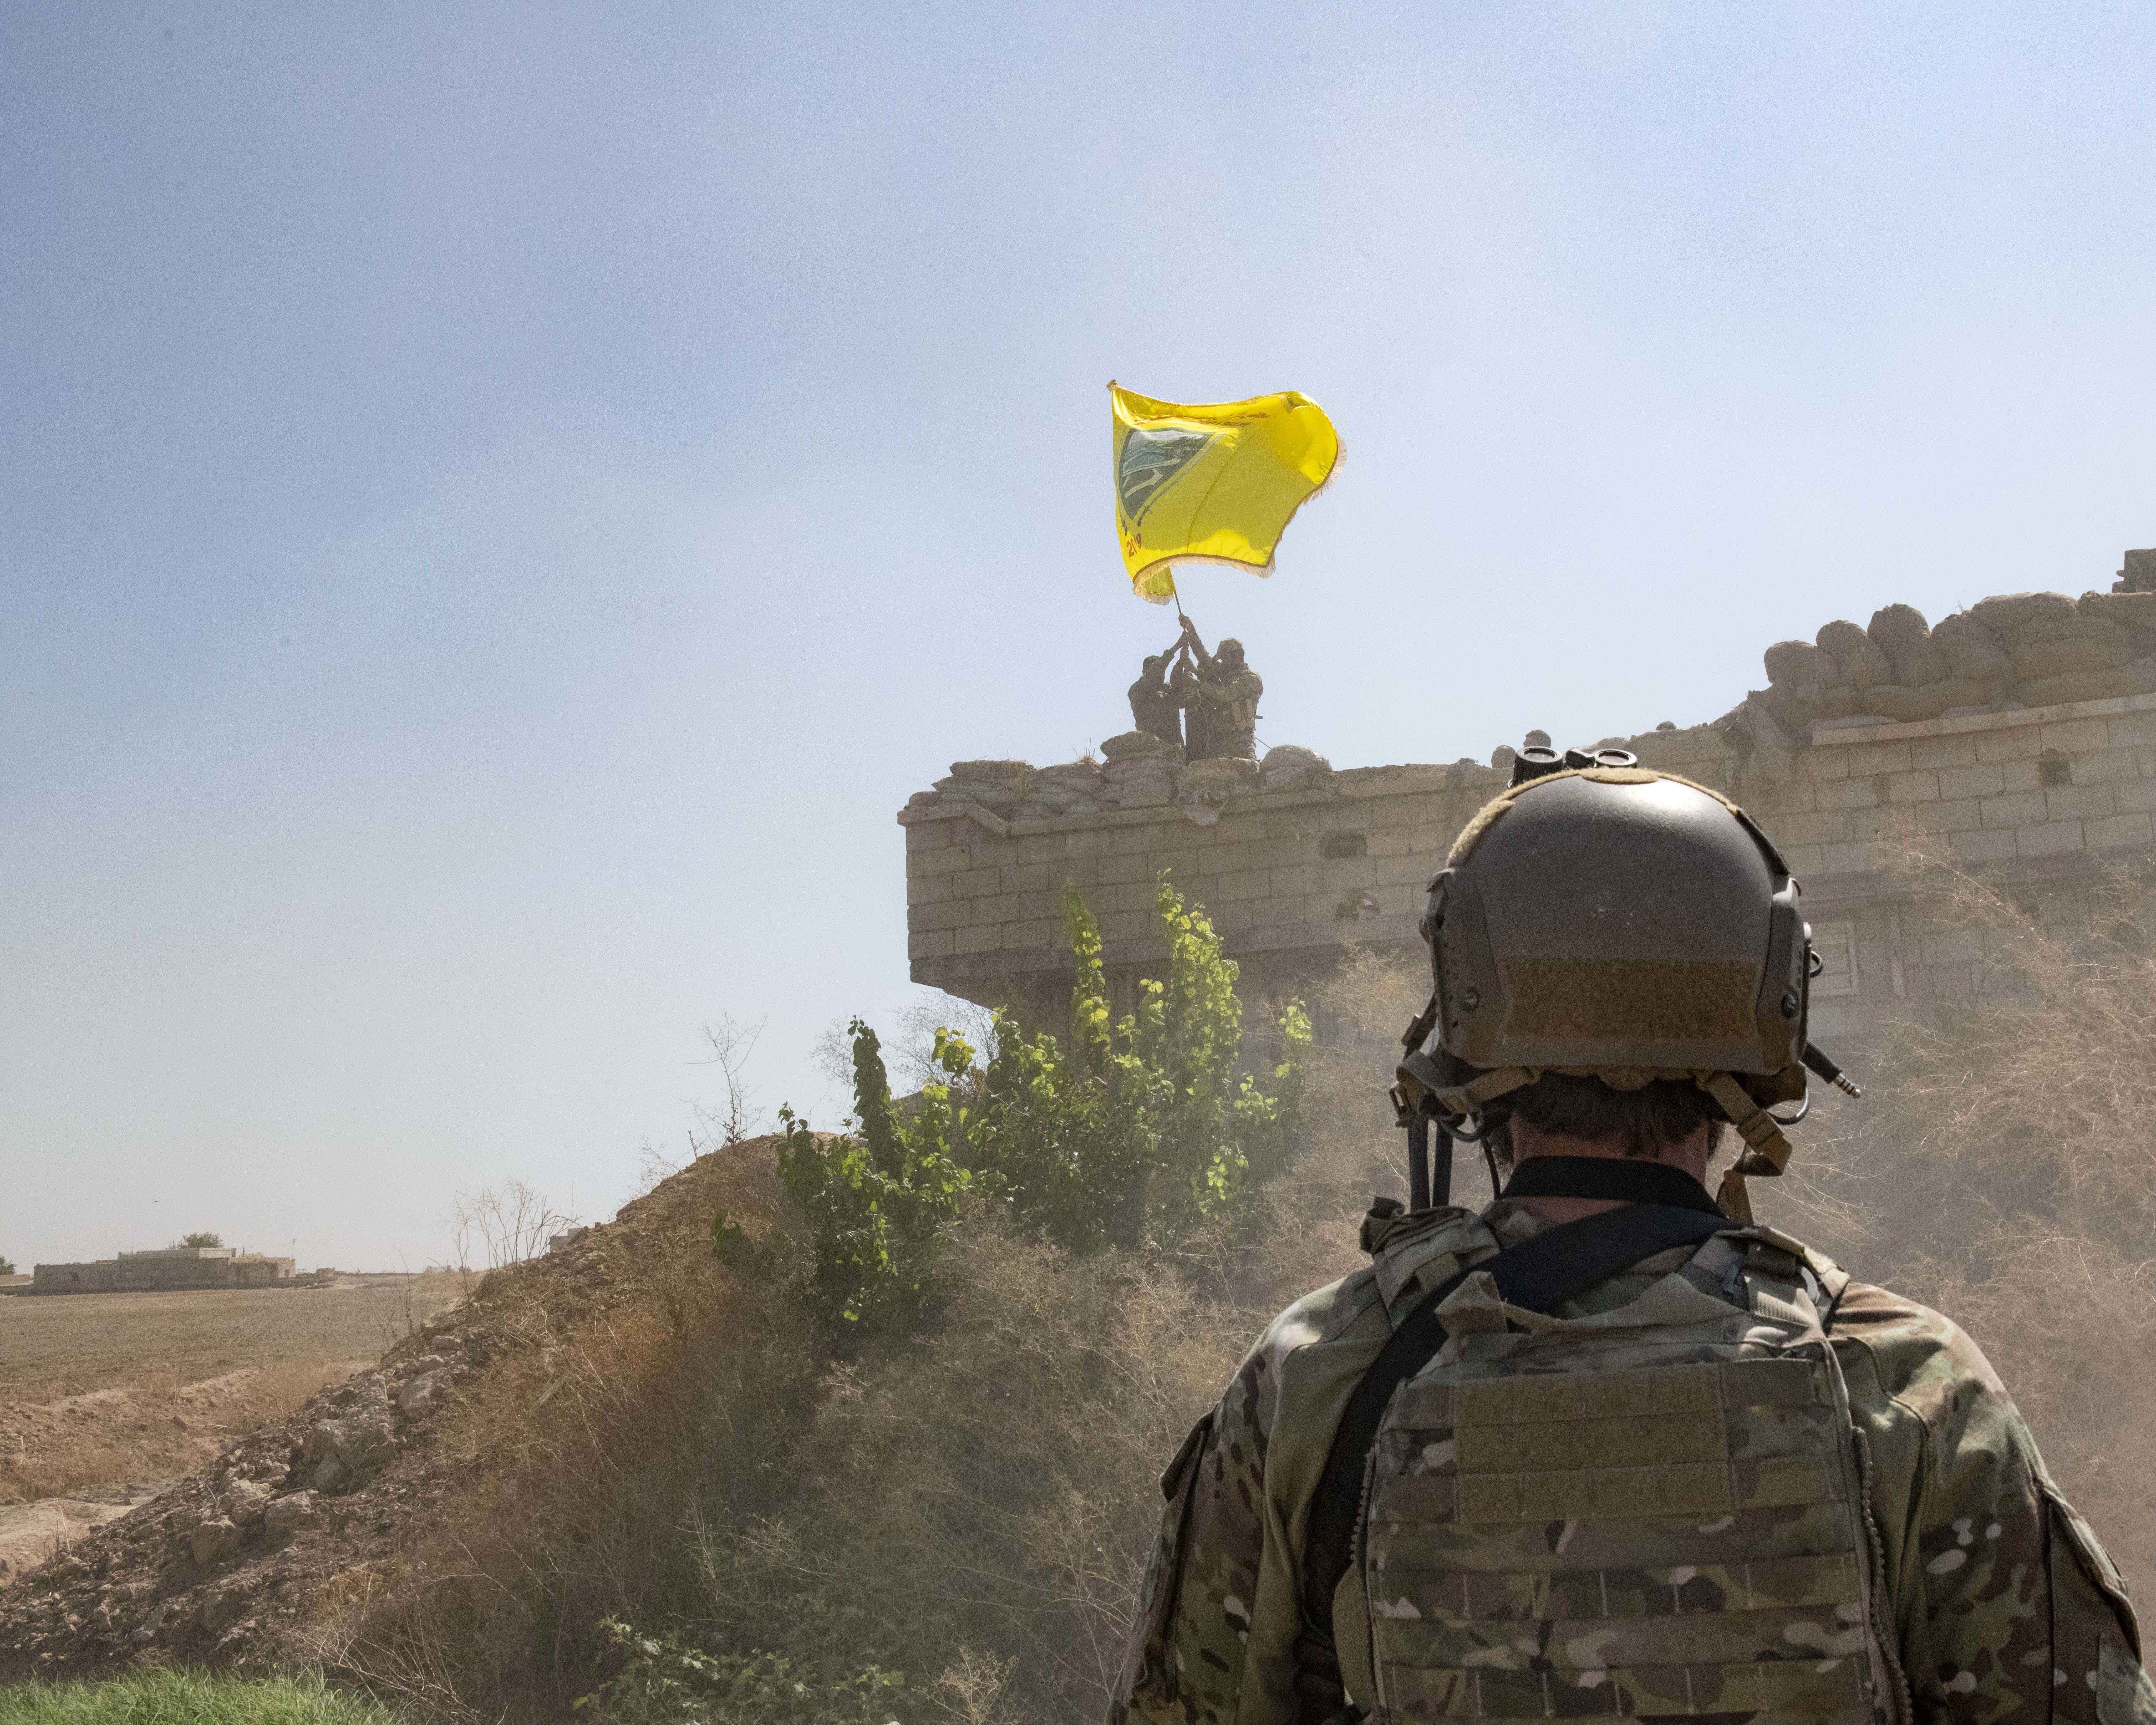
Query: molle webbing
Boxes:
[{"xmin": 1362, "ymin": 1340, "xmax": 1887, "ymax": 1723}]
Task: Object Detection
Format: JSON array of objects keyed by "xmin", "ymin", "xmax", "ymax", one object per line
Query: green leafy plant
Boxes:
[
  {"xmin": 178, "ymin": 1231, "xmax": 224, "ymax": 1248},
  {"xmin": 772, "ymin": 1019, "xmax": 971, "ymax": 1338},
  {"xmin": 0, "ymin": 1254, "xmax": 15, "ymax": 1277}
]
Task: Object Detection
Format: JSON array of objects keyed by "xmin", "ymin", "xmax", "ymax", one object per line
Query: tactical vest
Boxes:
[{"xmin": 1338, "ymin": 1232, "xmax": 1905, "ymax": 1725}]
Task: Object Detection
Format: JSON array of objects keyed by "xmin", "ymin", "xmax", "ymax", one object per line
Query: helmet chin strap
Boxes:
[{"xmin": 1394, "ymin": 1045, "xmax": 1796, "ymax": 1226}]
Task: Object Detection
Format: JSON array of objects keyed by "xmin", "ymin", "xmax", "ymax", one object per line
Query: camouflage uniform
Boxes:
[
  {"xmin": 1109, "ymin": 1198, "xmax": 2149, "ymax": 1725},
  {"xmin": 1194, "ymin": 663, "xmax": 1263, "ymax": 761}
]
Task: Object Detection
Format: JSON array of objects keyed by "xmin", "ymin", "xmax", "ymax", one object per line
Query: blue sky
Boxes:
[{"xmin": 5, "ymin": 3, "xmax": 2153, "ymax": 1269}]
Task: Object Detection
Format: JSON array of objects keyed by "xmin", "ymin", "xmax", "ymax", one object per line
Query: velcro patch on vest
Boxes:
[
  {"xmin": 1376, "ymin": 1455, "xmax": 1838, "ymax": 1524},
  {"xmin": 1500, "ymin": 957, "xmax": 1761, "ymax": 1042},
  {"xmin": 1363, "ymin": 1553, "xmax": 1864, "ymax": 1624},
  {"xmin": 1384, "ymin": 1655, "xmax": 1873, "ymax": 1718},
  {"xmin": 1395, "ymin": 1359, "xmax": 1824, "ymax": 1431}
]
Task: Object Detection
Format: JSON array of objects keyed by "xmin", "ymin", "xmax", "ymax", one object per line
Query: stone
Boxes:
[
  {"xmin": 314, "ymin": 1456, "xmax": 348, "ymax": 1492},
  {"xmin": 395, "ymin": 1371, "xmax": 449, "ymax": 1418},
  {"xmin": 196, "ymin": 1583, "xmax": 249, "ymax": 1634},
  {"xmin": 264, "ymin": 1492, "xmax": 320, "ymax": 1537},
  {"xmin": 223, "ymin": 1479, "xmax": 274, "ymax": 1529},
  {"xmin": 191, "ymin": 1517, "xmax": 240, "ymax": 1566}
]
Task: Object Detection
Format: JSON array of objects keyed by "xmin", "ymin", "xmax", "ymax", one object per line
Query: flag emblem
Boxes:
[{"xmin": 1109, "ymin": 383, "xmax": 1340, "ymax": 603}]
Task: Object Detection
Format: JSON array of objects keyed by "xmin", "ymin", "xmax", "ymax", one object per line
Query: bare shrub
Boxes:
[{"xmin": 447, "ymin": 1181, "xmax": 578, "ymax": 1273}]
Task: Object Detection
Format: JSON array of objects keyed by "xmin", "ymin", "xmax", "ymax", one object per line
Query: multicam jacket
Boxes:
[{"xmin": 1109, "ymin": 1199, "xmax": 2149, "ymax": 1725}]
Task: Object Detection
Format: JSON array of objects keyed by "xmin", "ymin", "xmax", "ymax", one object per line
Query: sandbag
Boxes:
[
  {"xmin": 1816, "ymin": 619, "xmax": 1893, "ymax": 689},
  {"xmin": 1971, "ymin": 592, "xmax": 2077, "ymax": 635},
  {"xmin": 2016, "ymin": 664, "xmax": 2156, "ymax": 708},
  {"xmin": 949, "ymin": 758, "xmax": 1030, "ymax": 782},
  {"xmin": 1930, "ymin": 613, "xmax": 2013, "ymax": 681},
  {"xmin": 1867, "ymin": 603, "xmax": 1931, "ymax": 660},
  {"xmin": 1099, "ymin": 730, "xmax": 1172, "ymax": 762},
  {"xmin": 1891, "ymin": 639, "xmax": 1952, "ymax": 686},
  {"xmin": 1260, "ymin": 744, "xmax": 1331, "ymax": 790},
  {"xmin": 2012, "ymin": 636, "xmax": 2131, "ymax": 681},
  {"xmin": 1763, "ymin": 639, "xmax": 1837, "ymax": 689},
  {"xmin": 1850, "ymin": 678, "xmax": 1996, "ymax": 723}
]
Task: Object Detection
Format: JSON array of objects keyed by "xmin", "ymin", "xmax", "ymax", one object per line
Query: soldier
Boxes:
[
  {"xmin": 1109, "ymin": 762, "xmax": 2149, "ymax": 1725},
  {"xmin": 1181, "ymin": 619, "xmax": 1264, "ymax": 760},
  {"xmin": 1130, "ymin": 638, "xmax": 1192, "ymax": 752}
]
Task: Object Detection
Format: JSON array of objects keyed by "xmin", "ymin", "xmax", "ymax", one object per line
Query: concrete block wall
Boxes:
[{"xmin": 903, "ymin": 692, "xmax": 2156, "ymax": 1042}]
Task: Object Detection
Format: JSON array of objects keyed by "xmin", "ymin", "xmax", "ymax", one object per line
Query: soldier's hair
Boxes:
[{"xmin": 1484, "ymin": 1072, "xmax": 1726, "ymax": 1171}]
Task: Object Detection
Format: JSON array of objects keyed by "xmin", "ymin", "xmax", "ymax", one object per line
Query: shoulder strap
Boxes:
[{"xmin": 1299, "ymin": 1202, "xmax": 1735, "ymax": 1634}]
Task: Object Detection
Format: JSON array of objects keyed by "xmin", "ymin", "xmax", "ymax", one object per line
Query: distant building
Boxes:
[{"xmin": 30, "ymin": 1245, "xmax": 296, "ymax": 1295}]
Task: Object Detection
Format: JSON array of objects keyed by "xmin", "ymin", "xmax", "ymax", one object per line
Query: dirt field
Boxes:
[
  {"xmin": 0, "ymin": 1281, "xmax": 466, "ymax": 1575},
  {"xmin": 0, "ymin": 1282, "xmax": 458, "ymax": 1407}
]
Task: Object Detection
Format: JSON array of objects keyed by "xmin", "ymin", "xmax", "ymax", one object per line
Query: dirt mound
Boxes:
[{"xmin": 0, "ymin": 1150, "xmax": 744, "ymax": 1681}]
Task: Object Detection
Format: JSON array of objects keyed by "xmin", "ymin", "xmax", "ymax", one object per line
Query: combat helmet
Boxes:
[{"xmin": 1392, "ymin": 748, "xmax": 1859, "ymax": 1220}]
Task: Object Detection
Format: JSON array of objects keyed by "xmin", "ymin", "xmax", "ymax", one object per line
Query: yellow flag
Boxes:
[{"xmin": 1110, "ymin": 382, "xmax": 1341, "ymax": 603}]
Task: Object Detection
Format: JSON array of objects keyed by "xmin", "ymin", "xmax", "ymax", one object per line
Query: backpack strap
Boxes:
[{"xmin": 1297, "ymin": 1202, "xmax": 1738, "ymax": 1677}]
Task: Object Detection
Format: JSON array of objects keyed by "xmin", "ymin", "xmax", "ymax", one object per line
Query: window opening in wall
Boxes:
[
  {"xmin": 1319, "ymin": 831, "xmax": 1366, "ymax": 859},
  {"xmin": 1810, "ymin": 920, "xmax": 1860, "ymax": 998},
  {"xmin": 2039, "ymin": 750, "xmax": 2071, "ymax": 787}
]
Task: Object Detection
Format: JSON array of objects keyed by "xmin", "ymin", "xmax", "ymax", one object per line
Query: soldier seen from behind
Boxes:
[
  {"xmin": 1110, "ymin": 757, "xmax": 2149, "ymax": 1725},
  {"xmin": 1130, "ymin": 636, "xmax": 1193, "ymax": 752},
  {"xmin": 1180, "ymin": 618, "xmax": 1264, "ymax": 760}
]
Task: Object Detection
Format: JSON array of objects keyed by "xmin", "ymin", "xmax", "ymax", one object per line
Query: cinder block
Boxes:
[
  {"xmin": 955, "ymin": 925, "xmax": 1003, "ymax": 955},
  {"xmin": 2087, "ymin": 811, "xmax": 2156, "ymax": 851},
  {"xmin": 1216, "ymin": 868, "xmax": 1269, "ymax": 902},
  {"xmin": 1065, "ymin": 826, "xmax": 1115, "ymax": 859},
  {"xmin": 1923, "ymin": 961, "xmax": 1974, "ymax": 999},
  {"xmin": 1211, "ymin": 900, "xmax": 1255, "ymax": 932},
  {"xmin": 1101, "ymin": 911, "xmax": 1152, "ymax": 943},
  {"xmin": 1051, "ymin": 859, "xmax": 1102, "ymax": 889},
  {"xmin": 2040, "ymin": 717, "xmax": 2111, "ymax": 755},
  {"xmin": 1979, "ymin": 790, "xmax": 2049, "ymax": 830},
  {"xmin": 909, "ymin": 929, "xmax": 955, "ymax": 959},
  {"xmin": 1002, "ymin": 919, "xmax": 1052, "ymax": 949},
  {"xmin": 1920, "ymin": 929, "xmax": 1982, "ymax": 967},
  {"xmin": 1270, "ymin": 863, "xmax": 1324, "ymax": 896},
  {"xmin": 908, "ymin": 874, "xmax": 953, "ymax": 906},
  {"xmin": 973, "ymin": 892, "xmax": 1021, "ymax": 922},
  {"xmin": 1975, "ymin": 725, "xmax": 2044, "ymax": 763},
  {"xmin": 1799, "ymin": 750, "xmax": 1851, "ymax": 783},
  {"xmin": 1845, "ymin": 741, "xmax": 1913, "ymax": 776},
  {"xmin": 918, "ymin": 900, "xmax": 969, "ymax": 931},
  {"xmin": 1774, "ymin": 810, "xmax": 1851, "ymax": 845},
  {"xmin": 1152, "ymin": 820, "xmax": 1206, "ymax": 852},
  {"xmin": 955, "ymin": 867, "xmax": 1003, "ymax": 899},
  {"xmin": 1323, "ymin": 856, "xmax": 1377, "ymax": 889},
  {"xmin": 1820, "ymin": 842, "xmax": 1882, "ymax": 874},
  {"xmin": 1936, "ymin": 763, "xmax": 2006, "ymax": 801},
  {"xmin": 1111, "ymin": 825, "xmax": 1157, "ymax": 855},
  {"xmin": 1374, "ymin": 852, "xmax": 1436, "ymax": 887},
  {"xmin": 1003, "ymin": 862, "xmax": 1049, "ymax": 893},
  {"xmin": 904, "ymin": 820, "xmax": 950, "ymax": 853},
  {"xmin": 1752, "ymin": 780, "xmax": 1818, "ymax": 815},
  {"xmin": 1213, "ymin": 813, "xmax": 1267, "ymax": 843},
  {"xmin": 1781, "ymin": 844, "xmax": 1826, "ymax": 877},
  {"xmin": 1950, "ymin": 828, "xmax": 2017, "ymax": 862},
  {"xmin": 1195, "ymin": 843, "xmax": 1252, "ymax": 877},
  {"xmin": 1252, "ymin": 895, "xmax": 1306, "ymax": 927},
  {"xmin": 2112, "ymin": 779, "xmax": 2156, "ymax": 815},
  {"xmin": 921, "ymin": 846, "xmax": 970, "ymax": 878},
  {"xmin": 1018, "ymin": 889, "xmax": 1059, "ymax": 919},
  {"xmin": 1406, "ymin": 824, "xmax": 1454, "ymax": 855},
  {"xmin": 1016, "ymin": 834, "xmax": 1065, "ymax": 865},
  {"xmin": 2001, "ymin": 759, "xmax": 2040, "ymax": 792},
  {"xmin": 1368, "ymin": 826, "xmax": 1411, "ymax": 857},
  {"xmin": 2070, "ymin": 747, "xmax": 2140, "ymax": 786},
  {"xmin": 1911, "ymin": 733, "xmax": 1980, "ymax": 769},
  {"xmin": 2017, "ymin": 821, "xmax": 2085, "ymax": 857},
  {"xmin": 1251, "ymin": 836, "xmax": 1304, "ymax": 868},
  {"xmin": 2045, "ymin": 784, "xmax": 2116, "ymax": 821},
  {"xmin": 1815, "ymin": 777, "xmax": 1881, "ymax": 810},
  {"xmin": 1097, "ymin": 852, "xmax": 1147, "ymax": 885},
  {"xmin": 2106, "ymin": 710, "xmax": 2156, "ymax": 749},
  {"xmin": 1914, "ymin": 798, "xmax": 1984, "ymax": 835},
  {"xmin": 1886, "ymin": 771, "xmax": 1940, "ymax": 804}
]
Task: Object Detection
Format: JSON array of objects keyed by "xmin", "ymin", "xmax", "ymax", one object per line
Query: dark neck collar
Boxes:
[{"xmin": 1500, "ymin": 1155, "xmax": 1725, "ymax": 1217}]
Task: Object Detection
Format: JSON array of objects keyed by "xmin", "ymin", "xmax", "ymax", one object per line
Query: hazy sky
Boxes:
[{"xmin": 6, "ymin": 4, "xmax": 2153, "ymax": 1271}]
